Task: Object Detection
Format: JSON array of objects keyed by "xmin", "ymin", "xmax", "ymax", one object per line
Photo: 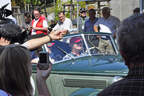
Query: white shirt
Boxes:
[
  {"xmin": 53, "ymin": 18, "xmax": 72, "ymax": 32},
  {"xmin": 31, "ymin": 19, "xmax": 48, "ymax": 35},
  {"xmin": 95, "ymin": 16, "xmax": 120, "ymax": 34}
]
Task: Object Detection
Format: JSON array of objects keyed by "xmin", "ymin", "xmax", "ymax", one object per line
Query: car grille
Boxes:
[{"xmin": 63, "ymin": 79, "xmax": 107, "ymax": 89}]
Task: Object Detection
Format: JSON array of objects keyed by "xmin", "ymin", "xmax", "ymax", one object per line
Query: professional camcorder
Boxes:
[
  {"xmin": 0, "ymin": 3, "xmax": 28, "ymax": 44},
  {"xmin": 0, "ymin": 3, "xmax": 15, "ymax": 26}
]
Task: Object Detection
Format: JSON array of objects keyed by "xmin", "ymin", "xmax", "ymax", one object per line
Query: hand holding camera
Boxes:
[{"xmin": 38, "ymin": 51, "xmax": 51, "ymax": 70}]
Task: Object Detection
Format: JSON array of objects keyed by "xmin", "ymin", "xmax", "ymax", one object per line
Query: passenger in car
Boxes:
[
  {"xmin": 98, "ymin": 13, "xmax": 144, "ymax": 96},
  {"xmin": 63, "ymin": 37, "xmax": 87, "ymax": 59}
]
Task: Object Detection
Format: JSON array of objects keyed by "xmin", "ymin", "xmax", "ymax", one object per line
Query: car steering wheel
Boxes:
[
  {"xmin": 86, "ymin": 35, "xmax": 101, "ymax": 54},
  {"xmin": 89, "ymin": 47, "xmax": 101, "ymax": 54}
]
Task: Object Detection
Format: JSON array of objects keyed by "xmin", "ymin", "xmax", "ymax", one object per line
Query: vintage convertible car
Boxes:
[{"xmin": 32, "ymin": 32, "xmax": 128, "ymax": 96}]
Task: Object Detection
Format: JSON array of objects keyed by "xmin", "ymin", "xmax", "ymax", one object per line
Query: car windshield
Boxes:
[{"xmin": 43, "ymin": 34, "xmax": 116, "ymax": 63}]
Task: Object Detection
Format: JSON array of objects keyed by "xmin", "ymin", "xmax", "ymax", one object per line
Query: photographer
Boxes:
[{"xmin": 0, "ymin": 44, "xmax": 51, "ymax": 96}]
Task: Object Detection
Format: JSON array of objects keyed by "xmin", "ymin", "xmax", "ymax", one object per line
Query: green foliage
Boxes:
[
  {"xmin": 78, "ymin": 1, "xmax": 86, "ymax": 8},
  {"xmin": 12, "ymin": 0, "xmax": 25, "ymax": 8},
  {"xmin": 74, "ymin": 1, "xmax": 86, "ymax": 18},
  {"xmin": 55, "ymin": 0, "xmax": 63, "ymax": 21},
  {"xmin": 12, "ymin": 0, "xmax": 54, "ymax": 11},
  {"xmin": 55, "ymin": 0, "xmax": 86, "ymax": 21},
  {"xmin": 25, "ymin": 0, "xmax": 31, "ymax": 3},
  {"xmin": 31, "ymin": 0, "xmax": 41, "ymax": 5}
]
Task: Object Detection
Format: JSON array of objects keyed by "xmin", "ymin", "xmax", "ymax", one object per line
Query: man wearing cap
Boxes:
[
  {"xmin": 94, "ymin": 7, "xmax": 120, "ymax": 38},
  {"xmin": 73, "ymin": 8, "xmax": 88, "ymax": 32},
  {"xmin": 63, "ymin": 37, "xmax": 87, "ymax": 59}
]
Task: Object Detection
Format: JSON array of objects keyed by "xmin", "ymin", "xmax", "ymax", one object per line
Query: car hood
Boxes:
[{"xmin": 51, "ymin": 55, "xmax": 128, "ymax": 76}]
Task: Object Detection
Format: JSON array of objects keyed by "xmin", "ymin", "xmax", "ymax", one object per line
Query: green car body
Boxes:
[{"xmin": 32, "ymin": 32, "xmax": 128, "ymax": 96}]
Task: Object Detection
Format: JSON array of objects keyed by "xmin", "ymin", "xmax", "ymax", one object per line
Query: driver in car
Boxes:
[{"xmin": 63, "ymin": 37, "xmax": 87, "ymax": 59}]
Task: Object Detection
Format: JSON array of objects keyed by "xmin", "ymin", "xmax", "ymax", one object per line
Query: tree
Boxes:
[
  {"xmin": 12, "ymin": 0, "xmax": 54, "ymax": 12},
  {"xmin": 55, "ymin": 0, "xmax": 86, "ymax": 21}
]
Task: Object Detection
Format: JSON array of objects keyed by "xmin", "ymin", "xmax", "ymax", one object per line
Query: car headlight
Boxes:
[{"xmin": 112, "ymin": 76, "xmax": 123, "ymax": 83}]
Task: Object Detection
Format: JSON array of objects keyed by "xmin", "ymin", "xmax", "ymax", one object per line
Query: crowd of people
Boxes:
[
  {"xmin": 12, "ymin": 6, "xmax": 141, "ymax": 38},
  {"xmin": 0, "ymin": 5, "xmax": 142, "ymax": 96},
  {"xmin": 21, "ymin": 7, "xmax": 121, "ymax": 36}
]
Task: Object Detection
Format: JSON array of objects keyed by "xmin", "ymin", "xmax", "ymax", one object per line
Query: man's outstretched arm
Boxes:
[
  {"xmin": 36, "ymin": 63, "xmax": 52, "ymax": 96},
  {"xmin": 23, "ymin": 31, "xmax": 66, "ymax": 50}
]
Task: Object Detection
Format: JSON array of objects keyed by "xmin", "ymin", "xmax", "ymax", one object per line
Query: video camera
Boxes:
[
  {"xmin": 0, "ymin": 3, "xmax": 28, "ymax": 44},
  {"xmin": 0, "ymin": 3, "xmax": 15, "ymax": 26}
]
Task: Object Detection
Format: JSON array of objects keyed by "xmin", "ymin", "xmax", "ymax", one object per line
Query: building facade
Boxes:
[{"xmin": 110, "ymin": 0, "xmax": 139, "ymax": 20}]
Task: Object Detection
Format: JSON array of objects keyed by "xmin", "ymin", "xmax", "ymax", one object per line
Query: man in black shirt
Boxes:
[{"xmin": 98, "ymin": 14, "xmax": 144, "ymax": 96}]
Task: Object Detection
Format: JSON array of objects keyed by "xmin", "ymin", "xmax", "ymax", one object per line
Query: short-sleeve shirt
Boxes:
[
  {"xmin": 53, "ymin": 18, "xmax": 72, "ymax": 33},
  {"xmin": 94, "ymin": 16, "xmax": 120, "ymax": 34},
  {"xmin": 84, "ymin": 18, "xmax": 98, "ymax": 33}
]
